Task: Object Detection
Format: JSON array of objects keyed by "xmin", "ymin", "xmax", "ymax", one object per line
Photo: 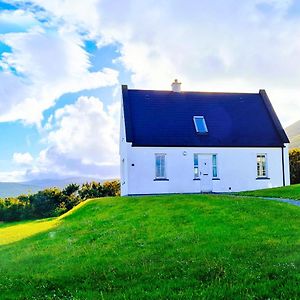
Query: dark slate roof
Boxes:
[{"xmin": 122, "ymin": 86, "xmax": 289, "ymax": 147}]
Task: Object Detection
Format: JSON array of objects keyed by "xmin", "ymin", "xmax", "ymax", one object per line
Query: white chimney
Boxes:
[{"xmin": 171, "ymin": 79, "xmax": 181, "ymax": 92}]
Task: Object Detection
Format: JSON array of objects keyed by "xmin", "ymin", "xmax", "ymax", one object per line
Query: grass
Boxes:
[
  {"xmin": 237, "ymin": 183, "xmax": 300, "ymax": 200},
  {"xmin": 0, "ymin": 218, "xmax": 58, "ymax": 246},
  {"xmin": 0, "ymin": 194, "xmax": 299, "ymax": 299}
]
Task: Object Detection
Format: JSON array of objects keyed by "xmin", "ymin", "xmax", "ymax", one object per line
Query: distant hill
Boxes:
[
  {"xmin": 0, "ymin": 177, "xmax": 116, "ymax": 198},
  {"xmin": 0, "ymin": 182, "xmax": 40, "ymax": 198},
  {"xmin": 286, "ymin": 120, "xmax": 300, "ymax": 149},
  {"xmin": 23, "ymin": 177, "xmax": 113, "ymax": 190}
]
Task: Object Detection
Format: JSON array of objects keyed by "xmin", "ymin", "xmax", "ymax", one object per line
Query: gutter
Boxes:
[{"xmin": 281, "ymin": 146, "xmax": 286, "ymax": 186}]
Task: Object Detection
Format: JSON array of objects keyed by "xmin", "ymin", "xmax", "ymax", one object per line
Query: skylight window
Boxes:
[{"xmin": 193, "ymin": 116, "xmax": 208, "ymax": 133}]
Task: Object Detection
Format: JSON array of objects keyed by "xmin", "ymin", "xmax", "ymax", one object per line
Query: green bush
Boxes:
[
  {"xmin": 0, "ymin": 180, "xmax": 120, "ymax": 222},
  {"xmin": 289, "ymin": 148, "xmax": 300, "ymax": 184}
]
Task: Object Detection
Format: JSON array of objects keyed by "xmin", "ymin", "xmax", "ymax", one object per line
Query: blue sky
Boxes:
[{"xmin": 0, "ymin": 0, "xmax": 300, "ymax": 181}]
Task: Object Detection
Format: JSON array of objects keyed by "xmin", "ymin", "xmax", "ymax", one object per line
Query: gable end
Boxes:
[
  {"xmin": 259, "ymin": 90, "xmax": 289, "ymax": 145},
  {"xmin": 122, "ymin": 85, "xmax": 134, "ymax": 142}
]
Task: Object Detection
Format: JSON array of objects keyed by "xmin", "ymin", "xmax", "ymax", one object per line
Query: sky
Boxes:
[{"xmin": 0, "ymin": 0, "xmax": 300, "ymax": 182}]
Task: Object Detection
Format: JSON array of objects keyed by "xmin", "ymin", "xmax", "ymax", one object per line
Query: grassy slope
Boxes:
[
  {"xmin": 237, "ymin": 184, "xmax": 300, "ymax": 200},
  {"xmin": 0, "ymin": 194, "xmax": 299, "ymax": 299}
]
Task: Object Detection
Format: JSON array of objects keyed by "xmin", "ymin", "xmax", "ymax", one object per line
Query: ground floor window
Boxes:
[
  {"xmin": 194, "ymin": 154, "xmax": 199, "ymax": 178},
  {"xmin": 155, "ymin": 154, "xmax": 166, "ymax": 178},
  {"xmin": 212, "ymin": 154, "xmax": 218, "ymax": 177},
  {"xmin": 257, "ymin": 154, "xmax": 267, "ymax": 177}
]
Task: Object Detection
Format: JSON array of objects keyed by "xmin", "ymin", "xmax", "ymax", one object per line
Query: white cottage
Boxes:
[{"xmin": 119, "ymin": 81, "xmax": 290, "ymax": 196}]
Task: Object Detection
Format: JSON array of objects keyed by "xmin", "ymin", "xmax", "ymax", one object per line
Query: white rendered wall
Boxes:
[{"xmin": 120, "ymin": 145, "xmax": 289, "ymax": 196}]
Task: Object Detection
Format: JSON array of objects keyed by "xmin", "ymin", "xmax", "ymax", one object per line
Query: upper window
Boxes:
[
  {"xmin": 193, "ymin": 116, "xmax": 208, "ymax": 134},
  {"xmin": 155, "ymin": 154, "xmax": 166, "ymax": 179},
  {"xmin": 257, "ymin": 154, "xmax": 267, "ymax": 178}
]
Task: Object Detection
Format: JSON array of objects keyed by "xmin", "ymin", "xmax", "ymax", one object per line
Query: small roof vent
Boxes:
[{"xmin": 171, "ymin": 79, "xmax": 181, "ymax": 92}]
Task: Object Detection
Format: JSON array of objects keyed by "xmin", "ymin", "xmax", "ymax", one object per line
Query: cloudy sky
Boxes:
[{"xmin": 0, "ymin": 0, "xmax": 299, "ymax": 182}]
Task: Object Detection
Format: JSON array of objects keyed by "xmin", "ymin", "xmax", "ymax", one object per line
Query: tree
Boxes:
[
  {"xmin": 63, "ymin": 183, "xmax": 80, "ymax": 197},
  {"xmin": 30, "ymin": 188, "xmax": 68, "ymax": 218},
  {"xmin": 102, "ymin": 180, "xmax": 120, "ymax": 196},
  {"xmin": 78, "ymin": 181, "xmax": 103, "ymax": 200},
  {"xmin": 289, "ymin": 148, "xmax": 300, "ymax": 184}
]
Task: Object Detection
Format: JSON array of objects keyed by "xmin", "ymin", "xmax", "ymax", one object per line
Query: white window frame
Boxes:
[
  {"xmin": 212, "ymin": 154, "xmax": 218, "ymax": 178},
  {"xmin": 257, "ymin": 153, "xmax": 268, "ymax": 178},
  {"xmin": 155, "ymin": 153, "xmax": 167, "ymax": 179},
  {"xmin": 194, "ymin": 154, "xmax": 199, "ymax": 178},
  {"xmin": 193, "ymin": 116, "xmax": 208, "ymax": 134}
]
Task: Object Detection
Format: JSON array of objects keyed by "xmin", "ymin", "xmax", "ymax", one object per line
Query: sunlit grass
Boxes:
[
  {"xmin": 0, "ymin": 200, "xmax": 93, "ymax": 246},
  {"xmin": 0, "ymin": 218, "xmax": 58, "ymax": 246}
]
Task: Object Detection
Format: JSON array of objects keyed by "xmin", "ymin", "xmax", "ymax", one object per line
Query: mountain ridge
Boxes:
[
  {"xmin": 0, "ymin": 177, "xmax": 116, "ymax": 198},
  {"xmin": 286, "ymin": 120, "xmax": 300, "ymax": 149}
]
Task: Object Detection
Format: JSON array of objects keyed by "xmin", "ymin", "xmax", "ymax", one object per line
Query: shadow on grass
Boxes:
[{"xmin": 0, "ymin": 199, "xmax": 94, "ymax": 246}]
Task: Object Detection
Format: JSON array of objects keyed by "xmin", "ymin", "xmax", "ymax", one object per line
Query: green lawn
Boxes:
[
  {"xmin": 0, "ymin": 194, "xmax": 299, "ymax": 299},
  {"xmin": 237, "ymin": 184, "xmax": 300, "ymax": 200}
]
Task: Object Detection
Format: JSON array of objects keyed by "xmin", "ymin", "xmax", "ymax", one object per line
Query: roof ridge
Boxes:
[{"xmin": 127, "ymin": 88, "xmax": 259, "ymax": 95}]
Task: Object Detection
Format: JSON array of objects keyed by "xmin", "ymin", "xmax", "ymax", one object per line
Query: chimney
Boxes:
[{"xmin": 171, "ymin": 79, "xmax": 181, "ymax": 92}]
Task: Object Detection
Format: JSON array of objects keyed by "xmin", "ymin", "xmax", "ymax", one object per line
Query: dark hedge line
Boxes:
[
  {"xmin": 0, "ymin": 180, "xmax": 120, "ymax": 222},
  {"xmin": 289, "ymin": 149, "xmax": 300, "ymax": 184}
]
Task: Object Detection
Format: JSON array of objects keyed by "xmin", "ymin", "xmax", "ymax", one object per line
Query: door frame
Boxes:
[{"xmin": 194, "ymin": 154, "xmax": 213, "ymax": 192}]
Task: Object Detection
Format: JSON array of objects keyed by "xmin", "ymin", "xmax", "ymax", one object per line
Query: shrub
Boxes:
[
  {"xmin": 102, "ymin": 180, "xmax": 121, "ymax": 196},
  {"xmin": 0, "ymin": 180, "xmax": 120, "ymax": 222},
  {"xmin": 289, "ymin": 148, "xmax": 300, "ymax": 184}
]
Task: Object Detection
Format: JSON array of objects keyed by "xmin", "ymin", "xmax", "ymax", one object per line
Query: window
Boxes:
[
  {"xmin": 193, "ymin": 116, "xmax": 208, "ymax": 134},
  {"xmin": 155, "ymin": 154, "xmax": 166, "ymax": 178},
  {"xmin": 257, "ymin": 154, "xmax": 267, "ymax": 177},
  {"xmin": 194, "ymin": 154, "xmax": 199, "ymax": 178},
  {"xmin": 212, "ymin": 154, "xmax": 218, "ymax": 178}
]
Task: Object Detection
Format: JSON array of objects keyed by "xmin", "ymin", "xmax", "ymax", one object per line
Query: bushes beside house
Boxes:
[
  {"xmin": 289, "ymin": 148, "xmax": 300, "ymax": 184},
  {"xmin": 0, "ymin": 180, "xmax": 120, "ymax": 222}
]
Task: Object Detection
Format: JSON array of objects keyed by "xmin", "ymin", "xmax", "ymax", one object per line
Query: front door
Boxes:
[{"xmin": 198, "ymin": 156, "xmax": 212, "ymax": 192}]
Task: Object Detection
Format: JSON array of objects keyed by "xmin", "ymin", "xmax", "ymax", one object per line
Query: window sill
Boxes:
[
  {"xmin": 154, "ymin": 178, "xmax": 169, "ymax": 181},
  {"xmin": 212, "ymin": 178, "xmax": 220, "ymax": 180},
  {"xmin": 193, "ymin": 178, "xmax": 200, "ymax": 181},
  {"xmin": 256, "ymin": 177, "xmax": 270, "ymax": 180}
]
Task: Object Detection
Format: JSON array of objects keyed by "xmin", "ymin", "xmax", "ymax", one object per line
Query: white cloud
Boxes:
[
  {"xmin": 0, "ymin": 9, "xmax": 38, "ymax": 31},
  {"xmin": 15, "ymin": 0, "xmax": 102, "ymax": 39},
  {"xmin": 0, "ymin": 9, "xmax": 118, "ymax": 124},
  {"xmin": 24, "ymin": 96, "xmax": 120, "ymax": 180},
  {"xmin": 0, "ymin": 170, "xmax": 27, "ymax": 182},
  {"xmin": 13, "ymin": 152, "xmax": 34, "ymax": 165}
]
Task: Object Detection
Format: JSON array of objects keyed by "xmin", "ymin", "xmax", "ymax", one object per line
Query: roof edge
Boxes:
[
  {"xmin": 259, "ymin": 89, "xmax": 289, "ymax": 144},
  {"xmin": 127, "ymin": 88, "xmax": 259, "ymax": 95},
  {"xmin": 121, "ymin": 85, "xmax": 133, "ymax": 142}
]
